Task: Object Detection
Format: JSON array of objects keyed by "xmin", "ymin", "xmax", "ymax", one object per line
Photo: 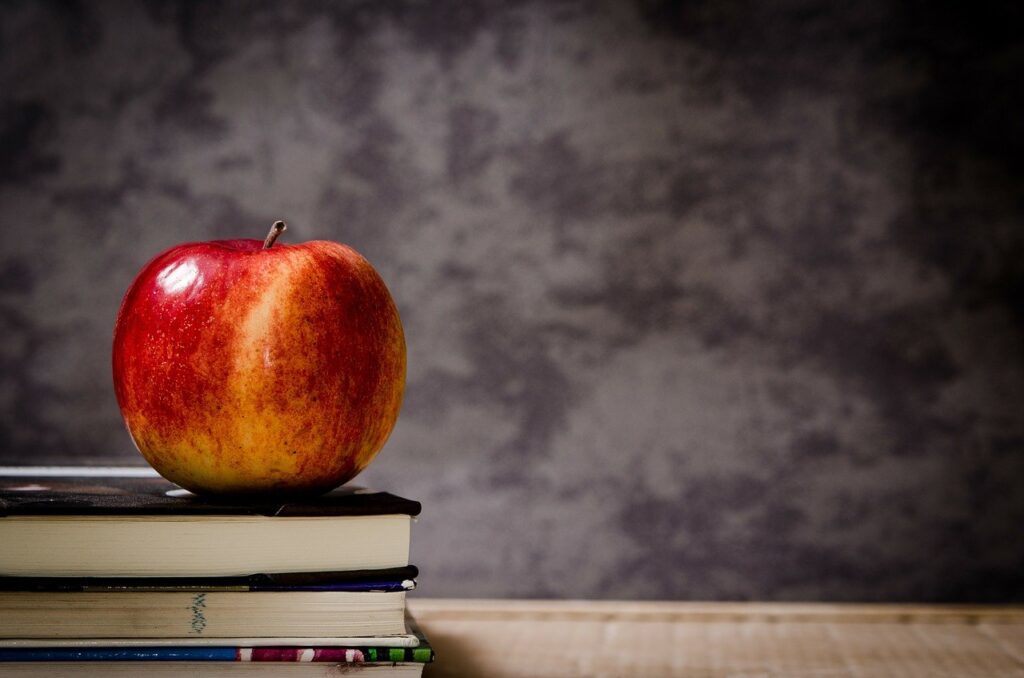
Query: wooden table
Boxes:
[{"xmin": 408, "ymin": 599, "xmax": 1024, "ymax": 677}]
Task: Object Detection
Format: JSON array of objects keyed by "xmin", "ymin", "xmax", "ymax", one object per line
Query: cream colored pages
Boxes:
[{"xmin": 0, "ymin": 514, "xmax": 411, "ymax": 576}]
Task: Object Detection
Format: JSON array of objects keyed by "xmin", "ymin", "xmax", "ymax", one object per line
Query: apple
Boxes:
[{"xmin": 112, "ymin": 221, "xmax": 406, "ymax": 496}]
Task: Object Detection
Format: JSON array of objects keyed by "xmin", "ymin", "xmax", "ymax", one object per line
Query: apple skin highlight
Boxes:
[{"xmin": 112, "ymin": 235, "xmax": 406, "ymax": 496}]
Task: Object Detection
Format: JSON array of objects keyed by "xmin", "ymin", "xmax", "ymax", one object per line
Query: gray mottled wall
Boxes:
[{"xmin": 2, "ymin": 1, "xmax": 1023, "ymax": 601}]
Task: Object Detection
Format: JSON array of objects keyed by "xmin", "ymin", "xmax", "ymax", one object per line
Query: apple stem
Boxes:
[{"xmin": 263, "ymin": 221, "xmax": 287, "ymax": 249}]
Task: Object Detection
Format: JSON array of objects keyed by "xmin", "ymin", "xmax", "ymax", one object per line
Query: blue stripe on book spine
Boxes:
[{"xmin": 0, "ymin": 647, "xmax": 238, "ymax": 662}]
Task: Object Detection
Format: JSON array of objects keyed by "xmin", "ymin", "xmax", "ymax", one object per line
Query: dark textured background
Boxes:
[{"xmin": 2, "ymin": 1, "xmax": 1023, "ymax": 601}]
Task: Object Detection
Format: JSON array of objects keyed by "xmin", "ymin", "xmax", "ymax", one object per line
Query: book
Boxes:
[
  {"xmin": 0, "ymin": 591, "xmax": 407, "ymax": 639},
  {"xmin": 0, "ymin": 634, "xmax": 421, "ymax": 648},
  {"xmin": 0, "ymin": 467, "xmax": 420, "ymax": 577},
  {"xmin": 0, "ymin": 630, "xmax": 433, "ymax": 662},
  {"xmin": 0, "ymin": 566, "xmax": 419, "ymax": 592},
  {"xmin": 0, "ymin": 663, "xmax": 426, "ymax": 676},
  {"xmin": 0, "ymin": 645, "xmax": 434, "ymax": 663},
  {"xmin": 0, "ymin": 615, "xmax": 434, "ymax": 676}
]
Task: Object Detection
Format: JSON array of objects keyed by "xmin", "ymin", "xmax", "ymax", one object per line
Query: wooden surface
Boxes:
[{"xmin": 408, "ymin": 599, "xmax": 1024, "ymax": 677}]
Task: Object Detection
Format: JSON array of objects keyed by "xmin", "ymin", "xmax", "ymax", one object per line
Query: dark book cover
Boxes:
[
  {"xmin": 0, "ymin": 467, "xmax": 421, "ymax": 518},
  {"xmin": 0, "ymin": 566, "xmax": 419, "ymax": 592}
]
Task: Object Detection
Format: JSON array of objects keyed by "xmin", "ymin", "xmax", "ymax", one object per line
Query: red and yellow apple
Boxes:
[{"xmin": 112, "ymin": 222, "xmax": 405, "ymax": 496}]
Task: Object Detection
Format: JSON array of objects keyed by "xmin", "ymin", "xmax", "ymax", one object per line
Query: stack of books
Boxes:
[{"xmin": 0, "ymin": 467, "xmax": 433, "ymax": 676}]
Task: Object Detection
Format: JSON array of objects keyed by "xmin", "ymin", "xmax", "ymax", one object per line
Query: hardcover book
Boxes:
[
  {"xmin": 0, "ymin": 467, "xmax": 420, "ymax": 577},
  {"xmin": 0, "ymin": 616, "xmax": 433, "ymax": 662},
  {"xmin": 0, "ymin": 665, "xmax": 427, "ymax": 676},
  {"xmin": 0, "ymin": 616, "xmax": 434, "ymax": 676},
  {"xmin": 0, "ymin": 567, "xmax": 419, "ymax": 592},
  {"xmin": 0, "ymin": 590, "xmax": 408, "ymax": 639}
]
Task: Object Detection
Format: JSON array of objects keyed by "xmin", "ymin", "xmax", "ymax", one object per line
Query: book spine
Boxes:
[
  {"xmin": 0, "ymin": 646, "xmax": 433, "ymax": 663},
  {"xmin": 0, "ymin": 647, "xmax": 237, "ymax": 661},
  {"xmin": 240, "ymin": 648, "xmax": 365, "ymax": 662},
  {"xmin": 364, "ymin": 647, "xmax": 435, "ymax": 663},
  {"xmin": 240, "ymin": 647, "xmax": 432, "ymax": 662}
]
